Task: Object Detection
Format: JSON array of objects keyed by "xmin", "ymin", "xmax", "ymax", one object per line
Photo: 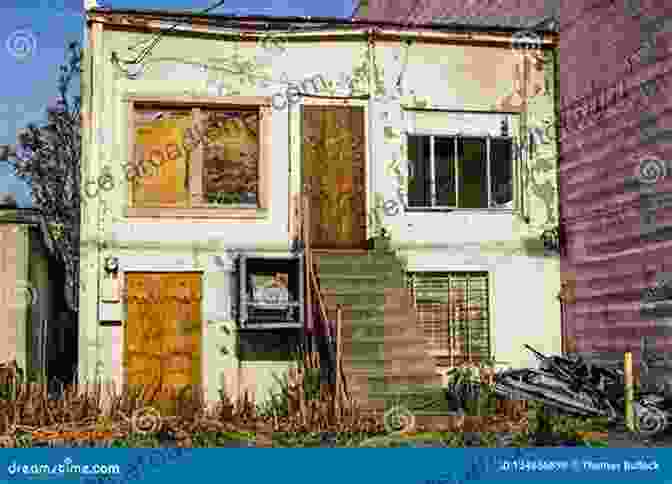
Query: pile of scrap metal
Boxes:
[{"xmin": 494, "ymin": 344, "xmax": 672, "ymax": 437}]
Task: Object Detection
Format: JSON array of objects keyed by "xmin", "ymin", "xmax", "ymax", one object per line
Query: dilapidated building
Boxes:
[{"xmin": 81, "ymin": 5, "xmax": 560, "ymax": 411}]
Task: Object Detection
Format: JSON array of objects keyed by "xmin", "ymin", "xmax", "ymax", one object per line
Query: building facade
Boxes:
[{"xmin": 81, "ymin": 7, "xmax": 561, "ymax": 407}]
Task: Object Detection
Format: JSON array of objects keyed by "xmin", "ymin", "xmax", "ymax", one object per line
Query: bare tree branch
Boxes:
[{"xmin": 0, "ymin": 41, "xmax": 82, "ymax": 312}]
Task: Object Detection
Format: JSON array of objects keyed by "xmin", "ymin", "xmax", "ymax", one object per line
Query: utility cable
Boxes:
[{"xmin": 113, "ymin": 0, "xmax": 227, "ymax": 72}]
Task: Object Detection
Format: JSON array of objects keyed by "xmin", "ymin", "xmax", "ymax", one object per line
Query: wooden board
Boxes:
[
  {"xmin": 124, "ymin": 272, "xmax": 202, "ymax": 413},
  {"xmin": 302, "ymin": 106, "xmax": 366, "ymax": 249}
]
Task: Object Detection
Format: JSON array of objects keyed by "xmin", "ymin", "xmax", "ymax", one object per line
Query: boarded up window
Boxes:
[
  {"xmin": 408, "ymin": 272, "xmax": 490, "ymax": 365},
  {"xmin": 133, "ymin": 109, "xmax": 192, "ymax": 207},
  {"xmin": 131, "ymin": 106, "xmax": 262, "ymax": 208},
  {"xmin": 202, "ymin": 110, "xmax": 260, "ymax": 206}
]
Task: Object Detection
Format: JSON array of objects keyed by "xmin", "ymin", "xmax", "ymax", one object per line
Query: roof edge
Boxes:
[{"xmin": 87, "ymin": 8, "xmax": 560, "ymax": 34}]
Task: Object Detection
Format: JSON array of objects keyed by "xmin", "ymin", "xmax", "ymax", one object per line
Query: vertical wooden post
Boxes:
[
  {"xmin": 303, "ymin": 188, "xmax": 313, "ymax": 357},
  {"xmin": 336, "ymin": 305, "xmax": 343, "ymax": 417},
  {"xmin": 624, "ymin": 350, "xmax": 634, "ymax": 431}
]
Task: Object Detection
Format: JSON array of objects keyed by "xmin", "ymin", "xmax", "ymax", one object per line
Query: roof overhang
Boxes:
[{"xmin": 86, "ymin": 8, "xmax": 557, "ymax": 48}]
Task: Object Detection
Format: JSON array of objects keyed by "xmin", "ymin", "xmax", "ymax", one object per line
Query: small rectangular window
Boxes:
[{"xmin": 407, "ymin": 135, "xmax": 513, "ymax": 209}]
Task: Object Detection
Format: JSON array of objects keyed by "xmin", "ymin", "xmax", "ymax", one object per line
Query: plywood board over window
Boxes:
[
  {"xmin": 124, "ymin": 272, "xmax": 202, "ymax": 414},
  {"xmin": 125, "ymin": 97, "xmax": 272, "ymax": 220},
  {"xmin": 202, "ymin": 110, "xmax": 260, "ymax": 206},
  {"xmin": 133, "ymin": 110, "xmax": 192, "ymax": 207}
]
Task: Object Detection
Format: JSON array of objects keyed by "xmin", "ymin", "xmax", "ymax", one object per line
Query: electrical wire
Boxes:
[{"xmin": 134, "ymin": 0, "xmax": 227, "ymax": 66}]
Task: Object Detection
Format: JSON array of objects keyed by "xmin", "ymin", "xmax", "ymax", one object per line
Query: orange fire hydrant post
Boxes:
[{"xmin": 624, "ymin": 350, "xmax": 634, "ymax": 432}]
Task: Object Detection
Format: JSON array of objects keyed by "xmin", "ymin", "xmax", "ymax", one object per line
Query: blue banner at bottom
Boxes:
[{"xmin": 1, "ymin": 448, "xmax": 670, "ymax": 484}]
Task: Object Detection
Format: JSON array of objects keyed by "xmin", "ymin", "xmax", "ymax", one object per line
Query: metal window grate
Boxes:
[{"xmin": 408, "ymin": 272, "xmax": 490, "ymax": 365}]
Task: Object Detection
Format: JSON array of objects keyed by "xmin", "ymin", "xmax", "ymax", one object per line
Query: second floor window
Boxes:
[
  {"xmin": 407, "ymin": 135, "xmax": 513, "ymax": 209},
  {"xmin": 131, "ymin": 103, "xmax": 268, "ymax": 210}
]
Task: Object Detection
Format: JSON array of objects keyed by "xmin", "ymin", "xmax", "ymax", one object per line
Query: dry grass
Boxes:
[{"xmin": 0, "ymin": 355, "xmax": 530, "ymax": 447}]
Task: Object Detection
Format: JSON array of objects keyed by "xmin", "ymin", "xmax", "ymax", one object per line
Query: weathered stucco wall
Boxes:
[{"xmin": 81, "ymin": 19, "xmax": 560, "ymax": 403}]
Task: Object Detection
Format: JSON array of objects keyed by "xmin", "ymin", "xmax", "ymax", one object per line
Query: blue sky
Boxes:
[{"xmin": 0, "ymin": 0, "xmax": 357, "ymax": 207}]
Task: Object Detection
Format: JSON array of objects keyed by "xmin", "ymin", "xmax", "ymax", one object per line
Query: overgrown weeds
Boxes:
[{"xmin": 0, "ymin": 353, "xmax": 608, "ymax": 447}]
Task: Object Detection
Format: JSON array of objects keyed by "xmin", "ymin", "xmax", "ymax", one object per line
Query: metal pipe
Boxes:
[
  {"xmin": 625, "ymin": 350, "xmax": 634, "ymax": 431},
  {"xmin": 336, "ymin": 305, "xmax": 342, "ymax": 416}
]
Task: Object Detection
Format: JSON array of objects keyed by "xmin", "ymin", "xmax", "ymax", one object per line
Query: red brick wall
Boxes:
[
  {"xmin": 354, "ymin": 0, "xmax": 554, "ymax": 24},
  {"xmin": 559, "ymin": 0, "xmax": 672, "ymax": 363}
]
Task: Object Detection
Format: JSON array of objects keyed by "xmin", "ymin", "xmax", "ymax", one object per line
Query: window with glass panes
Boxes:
[
  {"xmin": 407, "ymin": 135, "xmax": 513, "ymax": 209},
  {"xmin": 407, "ymin": 272, "xmax": 490, "ymax": 365}
]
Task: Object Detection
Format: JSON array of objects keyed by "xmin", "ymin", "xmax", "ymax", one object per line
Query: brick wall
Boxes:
[{"xmin": 354, "ymin": 0, "xmax": 558, "ymax": 25}]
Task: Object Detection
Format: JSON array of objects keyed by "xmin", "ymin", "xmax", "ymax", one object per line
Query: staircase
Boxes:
[{"xmin": 314, "ymin": 250, "xmax": 444, "ymax": 414}]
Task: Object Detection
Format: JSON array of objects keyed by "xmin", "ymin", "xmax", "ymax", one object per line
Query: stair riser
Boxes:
[
  {"xmin": 320, "ymin": 296, "xmax": 413, "ymax": 309},
  {"xmin": 345, "ymin": 326, "xmax": 425, "ymax": 340},
  {"xmin": 342, "ymin": 340, "xmax": 435, "ymax": 355}
]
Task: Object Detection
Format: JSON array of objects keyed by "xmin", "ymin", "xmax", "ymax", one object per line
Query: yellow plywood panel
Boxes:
[
  {"xmin": 133, "ymin": 115, "xmax": 192, "ymax": 207},
  {"xmin": 124, "ymin": 273, "xmax": 202, "ymax": 411}
]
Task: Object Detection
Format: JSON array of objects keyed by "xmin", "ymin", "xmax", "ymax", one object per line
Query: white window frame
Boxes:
[{"xmin": 406, "ymin": 133, "xmax": 515, "ymax": 211}]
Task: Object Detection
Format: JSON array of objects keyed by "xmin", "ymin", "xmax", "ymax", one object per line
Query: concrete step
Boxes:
[
  {"xmin": 343, "ymin": 353, "xmax": 439, "ymax": 368},
  {"xmin": 344, "ymin": 322, "xmax": 421, "ymax": 340},
  {"xmin": 347, "ymin": 383, "xmax": 444, "ymax": 401},
  {"xmin": 314, "ymin": 254, "xmax": 402, "ymax": 271},
  {"xmin": 341, "ymin": 334, "xmax": 429, "ymax": 348},
  {"xmin": 341, "ymin": 337, "xmax": 432, "ymax": 354},
  {"xmin": 321, "ymin": 294, "xmax": 411, "ymax": 309},
  {"xmin": 344, "ymin": 367, "xmax": 441, "ymax": 381}
]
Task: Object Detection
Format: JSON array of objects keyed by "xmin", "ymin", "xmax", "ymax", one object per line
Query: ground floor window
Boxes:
[{"xmin": 407, "ymin": 271, "xmax": 490, "ymax": 365}]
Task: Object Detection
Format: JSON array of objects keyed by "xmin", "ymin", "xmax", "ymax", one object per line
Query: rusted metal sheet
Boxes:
[{"xmin": 559, "ymin": 2, "xmax": 672, "ymax": 373}]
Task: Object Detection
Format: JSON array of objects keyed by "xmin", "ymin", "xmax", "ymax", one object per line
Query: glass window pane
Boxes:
[
  {"xmin": 203, "ymin": 110, "xmax": 260, "ymax": 206},
  {"xmin": 407, "ymin": 135, "xmax": 431, "ymax": 207},
  {"xmin": 457, "ymin": 137, "xmax": 487, "ymax": 208},
  {"xmin": 490, "ymin": 138, "xmax": 513, "ymax": 208},
  {"xmin": 434, "ymin": 136, "xmax": 455, "ymax": 206}
]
